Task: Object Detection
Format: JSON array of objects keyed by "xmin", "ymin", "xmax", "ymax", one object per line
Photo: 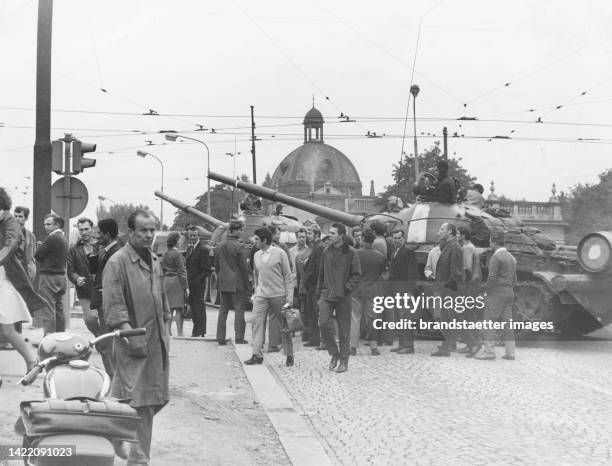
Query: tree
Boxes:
[
  {"xmin": 96, "ymin": 203, "xmax": 159, "ymax": 233},
  {"xmin": 377, "ymin": 141, "xmax": 478, "ymax": 208},
  {"xmin": 262, "ymin": 172, "xmax": 273, "ymax": 188},
  {"xmin": 261, "ymin": 172, "xmax": 274, "ymax": 211},
  {"xmin": 561, "ymin": 168, "xmax": 612, "ymax": 244},
  {"xmin": 171, "ymin": 174, "xmax": 250, "ymax": 229}
]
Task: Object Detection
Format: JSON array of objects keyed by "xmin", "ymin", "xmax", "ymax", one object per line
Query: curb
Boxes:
[{"xmin": 234, "ymin": 344, "xmax": 335, "ymax": 466}]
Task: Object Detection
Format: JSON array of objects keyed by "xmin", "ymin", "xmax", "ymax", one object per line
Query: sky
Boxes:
[{"xmin": 1, "ymin": 0, "xmax": 612, "ymax": 229}]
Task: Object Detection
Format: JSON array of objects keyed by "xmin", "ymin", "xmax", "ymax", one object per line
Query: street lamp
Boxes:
[
  {"xmin": 98, "ymin": 195, "xmax": 116, "ymax": 205},
  {"xmin": 410, "ymin": 84, "xmax": 420, "ymax": 180},
  {"xmin": 136, "ymin": 150, "xmax": 165, "ymax": 228},
  {"xmin": 225, "ymin": 151, "xmax": 241, "ymax": 218},
  {"xmin": 165, "ymin": 132, "xmax": 211, "ymax": 215}
]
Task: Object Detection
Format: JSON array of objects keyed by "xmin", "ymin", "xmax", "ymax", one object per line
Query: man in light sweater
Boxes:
[
  {"xmin": 476, "ymin": 230, "xmax": 517, "ymax": 361},
  {"xmin": 245, "ymin": 228, "xmax": 294, "ymax": 367}
]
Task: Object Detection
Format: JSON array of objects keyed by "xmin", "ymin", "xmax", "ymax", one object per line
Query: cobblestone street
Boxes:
[{"xmin": 263, "ymin": 338, "xmax": 612, "ymax": 465}]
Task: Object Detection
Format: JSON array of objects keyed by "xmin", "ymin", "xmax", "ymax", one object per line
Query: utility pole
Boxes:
[
  {"xmin": 33, "ymin": 0, "xmax": 53, "ymax": 240},
  {"xmin": 250, "ymin": 105, "xmax": 257, "ymax": 184},
  {"xmin": 443, "ymin": 127, "xmax": 448, "ymax": 160}
]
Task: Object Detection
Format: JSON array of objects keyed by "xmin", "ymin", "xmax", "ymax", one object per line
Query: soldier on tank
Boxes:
[{"xmin": 435, "ymin": 160, "xmax": 457, "ymax": 204}]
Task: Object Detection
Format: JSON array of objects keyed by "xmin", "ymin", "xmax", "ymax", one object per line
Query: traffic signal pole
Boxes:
[
  {"xmin": 61, "ymin": 133, "xmax": 73, "ymax": 240},
  {"xmin": 62, "ymin": 134, "xmax": 72, "ymax": 330},
  {"xmin": 33, "ymin": 0, "xmax": 54, "ymax": 240}
]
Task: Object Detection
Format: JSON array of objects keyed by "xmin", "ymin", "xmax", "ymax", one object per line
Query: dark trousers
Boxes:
[
  {"xmin": 217, "ymin": 291, "xmax": 246, "ymax": 342},
  {"xmin": 318, "ymin": 298, "xmax": 351, "ymax": 363},
  {"xmin": 439, "ymin": 288, "xmax": 457, "ymax": 349},
  {"xmin": 128, "ymin": 405, "xmax": 158, "ymax": 465},
  {"xmin": 396, "ymin": 308, "xmax": 415, "ymax": 349},
  {"xmin": 305, "ymin": 289, "xmax": 320, "ymax": 345},
  {"xmin": 395, "ymin": 282, "xmax": 416, "ymax": 349},
  {"xmin": 38, "ymin": 274, "xmax": 66, "ymax": 334},
  {"xmin": 95, "ymin": 305, "xmax": 114, "ymax": 379},
  {"xmin": 189, "ymin": 283, "xmax": 207, "ymax": 336},
  {"xmin": 299, "ymin": 294, "xmax": 309, "ymax": 341}
]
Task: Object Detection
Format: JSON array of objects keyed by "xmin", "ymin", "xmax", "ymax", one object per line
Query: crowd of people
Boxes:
[
  {"xmin": 0, "ymin": 184, "xmax": 518, "ymax": 464},
  {"xmin": 0, "ymin": 193, "xmax": 166, "ymax": 464},
  {"xmin": 233, "ymin": 216, "xmax": 518, "ymax": 373}
]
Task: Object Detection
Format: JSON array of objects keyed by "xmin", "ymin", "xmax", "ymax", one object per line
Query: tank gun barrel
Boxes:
[
  {"xmin": 154, "ymin": 190, "xmax": 226, "ymax": 230},
  {"xmin": 208, "ymin": 172, "xmax": 364, "ymax": 226}
]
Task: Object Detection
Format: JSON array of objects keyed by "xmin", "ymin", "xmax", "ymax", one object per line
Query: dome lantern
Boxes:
[{"xmin": 303, "ymin": 106, "xmax": 324, "ymax": 143}]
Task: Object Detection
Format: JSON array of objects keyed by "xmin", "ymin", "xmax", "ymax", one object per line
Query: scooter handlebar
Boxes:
[
  {"xmin": 20, "ymin": 364, "xmax": 43, "ymax": 386},
  {"xmin": 118, "ymin": 328, "xmax": 146, "ymax": 338}
]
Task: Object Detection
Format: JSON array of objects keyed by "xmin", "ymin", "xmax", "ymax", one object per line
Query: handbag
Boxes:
[
  {"xmin": 20, "ymin": 398, "xmax": 140, "ymax": 442},
  {"xmin": 282, "ymin": 306, "xmax": 303, "ymax": 333}
]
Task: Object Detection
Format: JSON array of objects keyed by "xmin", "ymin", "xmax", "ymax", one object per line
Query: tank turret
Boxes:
[{"xmin": 209, "ymin": 171, "xmax": 610, "ymax": 336}]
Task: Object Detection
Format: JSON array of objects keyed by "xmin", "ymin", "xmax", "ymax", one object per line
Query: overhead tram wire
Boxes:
[
  {"xmin": 397, "ymin": 0, "xmax": 445, "ymax": 198},
  {"xmin": 8, "ymin": 105, "xmax": 612, "ymax": 129},
  {"xmin": 503, "ymin": 75, "xmax": 612, "ymax": 137},
  {"xmin": 235, "ymin": 2, "xmax": 372, "ymax": 134},
  {"xmin": 47, "ymin": 68, "xmax": 208, "ymax": 131},
  {"xmin": 477, "ymin": 97, "xmax": 612, "ymax": 119},
  {"xmin": 463, "ymin": 36, "xmax": 604, "ymax": 108},
  {"xmin": 316, "ymin": 0, "xmax": 464, "ymax": 107}
]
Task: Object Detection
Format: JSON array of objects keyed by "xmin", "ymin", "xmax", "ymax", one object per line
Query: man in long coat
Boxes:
[{"xmin": 103, "ymin": 210, "xmax": 170, "ymax": 465}]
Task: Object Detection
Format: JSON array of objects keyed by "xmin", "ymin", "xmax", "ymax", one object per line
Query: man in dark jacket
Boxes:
[
  {"xmin": 185, "ymin": 227, "xmax": 212, "ymax": 337},
  {"xmin": 431, "ymin": 222, "xmax": 465, "ymax": 356},
  {"xmin": 436, "ymin": 160, "xmax": 457, "ymax": 204},
  {"xmin": 91, "ymin": 218, "xmax": 121, "ymax": 377},
  {"xmin": 67, "ymin": 217, "xmax": 100, "ymax": 336},
  {"xmin": 351, "ymin": 229, "xmax": 385, "ymax": 355},
  {"xmin": 302, "ymin": 225, "xmax": 323, "ymax": 348},
  {"xmin": 215, "ymin": 220, "xmax": 249, "ymax": 345},
  {"xmin": 317, "ymin": 223, "xmax": 362, "ymax": 373},
  {"xmin": 35, "ymin": 214, "xmax": 69, "ymax": 334},
  {"xmin": 388, "ymin": 229, "xmax": 419, "ymax": 354}
]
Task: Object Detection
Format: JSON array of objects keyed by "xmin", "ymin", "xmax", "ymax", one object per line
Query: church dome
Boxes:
[
  {"xmin": 270, "ymin": 142, "xmax": 362, "ymax": 196},
  {"xmin": 270, "ymin": 105, "xmax": 362, "ymax": 197}
]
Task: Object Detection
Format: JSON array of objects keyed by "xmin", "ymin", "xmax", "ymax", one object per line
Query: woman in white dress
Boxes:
[{"xmin": 0, "ymin": 188, "xmax": 37, "ymax": 373}]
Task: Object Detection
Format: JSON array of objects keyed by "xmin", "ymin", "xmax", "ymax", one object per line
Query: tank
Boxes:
[
  {"xmin": 208, "ymin": 171, "xmax": 607, "ymax": 336},
  {"xmin": 533, "ymin": 231, "xmax": 612, "ymax": 336},
  {"xmin": 155, "ymin": 190, "xmax": 315, "ymax": 305}
]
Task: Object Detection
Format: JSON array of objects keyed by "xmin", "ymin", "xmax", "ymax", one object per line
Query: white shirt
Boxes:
[{"xmin": 424, "ymin": 245, "xmax": 441, "ymax": 279}]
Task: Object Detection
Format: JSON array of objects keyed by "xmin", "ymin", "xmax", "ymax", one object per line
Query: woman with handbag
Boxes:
[
  {"xmin": 162, "ymin": 232, "xmax": 188, "ymax": 336},
  {"xmin": 0, "ymin": 187, "xmax": 39, "ymax": 374}
]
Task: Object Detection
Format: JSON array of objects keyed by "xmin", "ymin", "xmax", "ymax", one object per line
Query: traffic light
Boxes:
[
  {"xmin": 51, "ymin": 140, "xmax": 64, "ymax": 174},
  {"xmin": 72, "ymin": 140, "xmax": 97, "ymax": 173}
]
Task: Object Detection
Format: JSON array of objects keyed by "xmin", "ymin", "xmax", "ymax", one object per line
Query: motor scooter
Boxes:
[{"xmin": 15, "ymin": 328, "xmax": 146, "ymax": 466}]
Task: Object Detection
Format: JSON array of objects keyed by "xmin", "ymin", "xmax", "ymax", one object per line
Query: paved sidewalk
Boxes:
[{"xmin": 0, "ymin": 308, "xmax": 291, "ymax": 466}]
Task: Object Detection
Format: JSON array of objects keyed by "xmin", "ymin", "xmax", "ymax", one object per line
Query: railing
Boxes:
[
  {"xmin": 487, "ymin": 200, "xmax": 563, "ymax": 221},
  {"xmin": 345, "ymin": 197, "xmax": 378, "ymax": 214}
]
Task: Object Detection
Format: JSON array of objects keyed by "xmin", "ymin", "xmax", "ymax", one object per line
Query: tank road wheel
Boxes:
[
  {"xmin": 208, "ymin": 271, "xmax": 219, "ymax": 305},
  {"xmin": 512, "ymin": 283, "xmax": 552, "ymax": 337}
]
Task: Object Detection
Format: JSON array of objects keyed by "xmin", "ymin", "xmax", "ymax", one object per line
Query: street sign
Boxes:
[{"xmin": 51, "ymin": 176, "xmax": 88, "ymax": 218}]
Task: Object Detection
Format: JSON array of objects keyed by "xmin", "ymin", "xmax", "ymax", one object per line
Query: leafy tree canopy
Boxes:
[
  {"xmin": 96, "ymin": 203, "xmax": 158, "ymax": 233},
  {"xmin": 171, "ymin": 174, "xmax": 250, "ymax": 230},
  {"xmin": 561, "ymin": 168, "xmax": 612, "ymax": 244},
  {"xmin": 378, "ymin": 141, "xmax": 478, "ymax": 207}
]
